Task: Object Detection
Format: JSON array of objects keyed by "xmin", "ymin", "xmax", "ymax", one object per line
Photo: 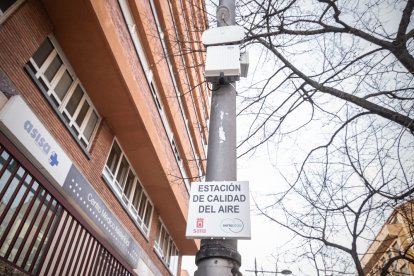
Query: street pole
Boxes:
[{"xmin": 194, "ymin": 0, "xmax": 241, "ymax": 275}]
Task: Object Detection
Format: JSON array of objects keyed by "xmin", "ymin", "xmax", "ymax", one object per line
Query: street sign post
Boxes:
[
  {"xmin": 193, "ymin": 1, "xmax": 248, "ymax": 275},
  {"xmin": 186, "ymin": 181, "xmax": 251, "ymax": 239}
]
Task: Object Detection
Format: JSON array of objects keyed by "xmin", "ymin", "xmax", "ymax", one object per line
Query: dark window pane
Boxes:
[
  {"xmin": 0, "ymin": 0, "xmax": 17, "ymax": 12},
  {"xmin": 44, "ymin": 55, "xmax": 62, "ymax": 82},
  {"xmin": 106, "ymin": 142, "xmax": 122, "ymax": 174},
  {"xmin": 143, "ymin": 204, "xmax": 152, "ymax": 226},
  {"xmin": 32, "ymin": 39, "xmax": 53, "ymax": 67},
  {"xmin": 71, "ymin": 126, "xmax": 79, "ymax": 136},
  {"xmin": 156, "ymin": 222, "xmax": 162, "ymax": 243},
  {"xmin": 132, "ymin": 184, "xmax": 142, "ymax": 208},
  {"xmin": 158, "ymin": 225, "xmax": 164, "ymax": 248},
  {"xmin": 27, "ymin": 62, "xmax": 36, "ymax": 74},
  {"xmin": 115, "ymin": 157, "xmax": 128, "ymax": 187},
  {"xmin": 75, "ymin": 101, "xmax": 89, "ymax": 126},
  {"xmin": 37, "ymin": 77, "xmax": 48, "ymax": 93},
  {"xmin": 123, "ymin": 171, "xmax": 135, "ymax": 198},
  {"xmin": 50, "ymin": 96, "xmax": 59, "ymax": 108},
  {"xmin": 138, "ymin": 194, "xmax": 147, "ymax": 218},
  {"xmin": 66, "ymin": 85, "xmax": 83, "ymax": 116},
  {"xmin": 62, "ymin": 112, "xmax": 70, "ymax": 124},
  {"xmin": 150, "ymin": 83, "xmax": 162, "ymax": 110},
  {"xmin": 172, "ymin": 140, "xmax": 181, "ymax": 162},
  {"xmin": 80, "ymin": 139, "xmax": 87, "ymax": 147},
  {"xmin": 162, "ymin": 230, "xmax": 169, "ymax": 257},
  {"xmin": 54, "ymin": 70, "xmax": 72, "ymax": 100},
  {"xmin": 83, "ymin": 111, "xmax": 98, "ymax": 140}
]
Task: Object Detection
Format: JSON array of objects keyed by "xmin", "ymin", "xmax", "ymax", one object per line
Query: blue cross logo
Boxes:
[{"xmin": 49, "ymin": 152, "xmax": 59, "ymax": 167}]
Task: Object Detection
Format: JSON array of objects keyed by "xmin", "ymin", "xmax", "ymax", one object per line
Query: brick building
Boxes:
[
  {"xmin": 0, "ymin": 0, "xmax": 209, "ymax": 275},
  {"xmin": 361, "ymin": 201, "xmax": 414, "ymax": 275}
]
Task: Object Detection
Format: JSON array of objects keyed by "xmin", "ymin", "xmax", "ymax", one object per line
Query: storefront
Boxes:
[{"xmin": 0, "ymin": 96, "xmax": 140, "ymax": 275}]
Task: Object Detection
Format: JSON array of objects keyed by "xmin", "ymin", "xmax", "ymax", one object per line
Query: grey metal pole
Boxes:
[{"xmin": 194, "ymin": 0, "xmax": 241, "ymax": 275}]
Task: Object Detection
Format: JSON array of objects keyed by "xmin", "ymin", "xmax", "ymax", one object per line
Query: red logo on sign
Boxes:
[{"xmin": 196, "ymin": 218, "xmax": 204, "ymax": 228}]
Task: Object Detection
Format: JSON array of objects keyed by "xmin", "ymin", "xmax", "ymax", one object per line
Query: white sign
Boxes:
[
  {"xmin": 0, "ymin": 96, "xmax": 72, "ymax": 186},
  {"xmin": 186, "ymin": 181, "xmax": 251, "ymax": 239}
]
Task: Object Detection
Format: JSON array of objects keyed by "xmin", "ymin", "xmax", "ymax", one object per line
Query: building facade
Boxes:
[
  {"xmin": 361, "ymin": 201, "xmax": 414, "ymax": 275},
  {"xmin": 0, "ymin": 0, "xmax": 209, "ymax": 275}
]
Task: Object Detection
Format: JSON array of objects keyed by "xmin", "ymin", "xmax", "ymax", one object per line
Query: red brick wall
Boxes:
[{"xmin": 0, "ymin": 1, "xmax": 172, "ymax": 275}]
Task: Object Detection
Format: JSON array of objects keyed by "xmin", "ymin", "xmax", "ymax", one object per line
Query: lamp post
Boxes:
[{"xmin": 194, "ymin": 0, "xmax": 242, "ymax": 276}]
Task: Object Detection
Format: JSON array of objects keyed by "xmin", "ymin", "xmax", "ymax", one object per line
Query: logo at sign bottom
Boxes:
[{"xmin": 220, "ymin": 218, "xmax": 244, "ymax": 233}]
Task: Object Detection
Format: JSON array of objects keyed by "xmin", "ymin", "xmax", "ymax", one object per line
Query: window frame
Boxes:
[
  {"xmin": 154, "ymin": 219, "xmax": 179, "ymax": 276},
  {"xmin": 102, "ymin": 139, "xmax": 154, "ymax": 238},
  {"xmin": 0, "ymin": 0, "xmax": 24, "ymax": 25},
  {"xmin": 118, "ymin": 0, "xmax": 205, "ymax": 192},
  {"xmin": 148, "ymin": 0, "xmax": 204, "ymax": 182},
  {"xmin": 25, "ymin": 36, "xmax": 101, "ymax": 155}
]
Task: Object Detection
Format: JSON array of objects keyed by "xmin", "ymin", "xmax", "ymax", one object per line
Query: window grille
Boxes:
[{"xmin": 0, "ymin": 144, "xmax": 132, "ymax": 275}]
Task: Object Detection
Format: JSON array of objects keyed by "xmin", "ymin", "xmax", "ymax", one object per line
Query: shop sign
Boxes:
[
  {"xmin": 0, "ymin": 96, "xmax": 72, "ymax": 186},
  {"xmin": 62, "ymin": 165, "xmax": 142, "ymax": 267},
  {"xmin": 186, "ymin": 181, "xmax": 251, "ymax": 239}
]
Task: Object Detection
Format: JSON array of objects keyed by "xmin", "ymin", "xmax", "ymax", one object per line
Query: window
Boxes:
[
  {"xmin": 119, "ymin": 0, "xmax": 201, "ymax": 191},
  {"xmin": 148, "ymin": 0, "xmax": 205, "ymax": 179},
  {"xmin": 148, "ymin": 80, "xmax": 190, "ymax": 189},
  {"xmin": 171, "ymin": 139, "xmax": 181, "ymax": 162},
  {"xmin": 0, "ymin": 0, "xmax": 23, "ymax": 24},
  {"xmin": 154, "ymin": 220, "xmax": 179, "ymax": 275},
  {"xmin": 103, "ymin": 140, "xmax": 153, "ymax": 236},
  {"xmin": 26, "ymin": 37, "xmax": 100, "ymax": 150},
  {"xmin": 150, "ymin": 82, "xmax": 162, "ymax": 111}
]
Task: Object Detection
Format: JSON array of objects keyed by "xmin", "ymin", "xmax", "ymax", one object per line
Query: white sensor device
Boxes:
[
  {"xmin": 204, "ymin": 45, "xmax": 241, "ymax": 83},
  {"xmin": 202, "ymin": 25, "xmax": 244, "ymax": 46}
]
